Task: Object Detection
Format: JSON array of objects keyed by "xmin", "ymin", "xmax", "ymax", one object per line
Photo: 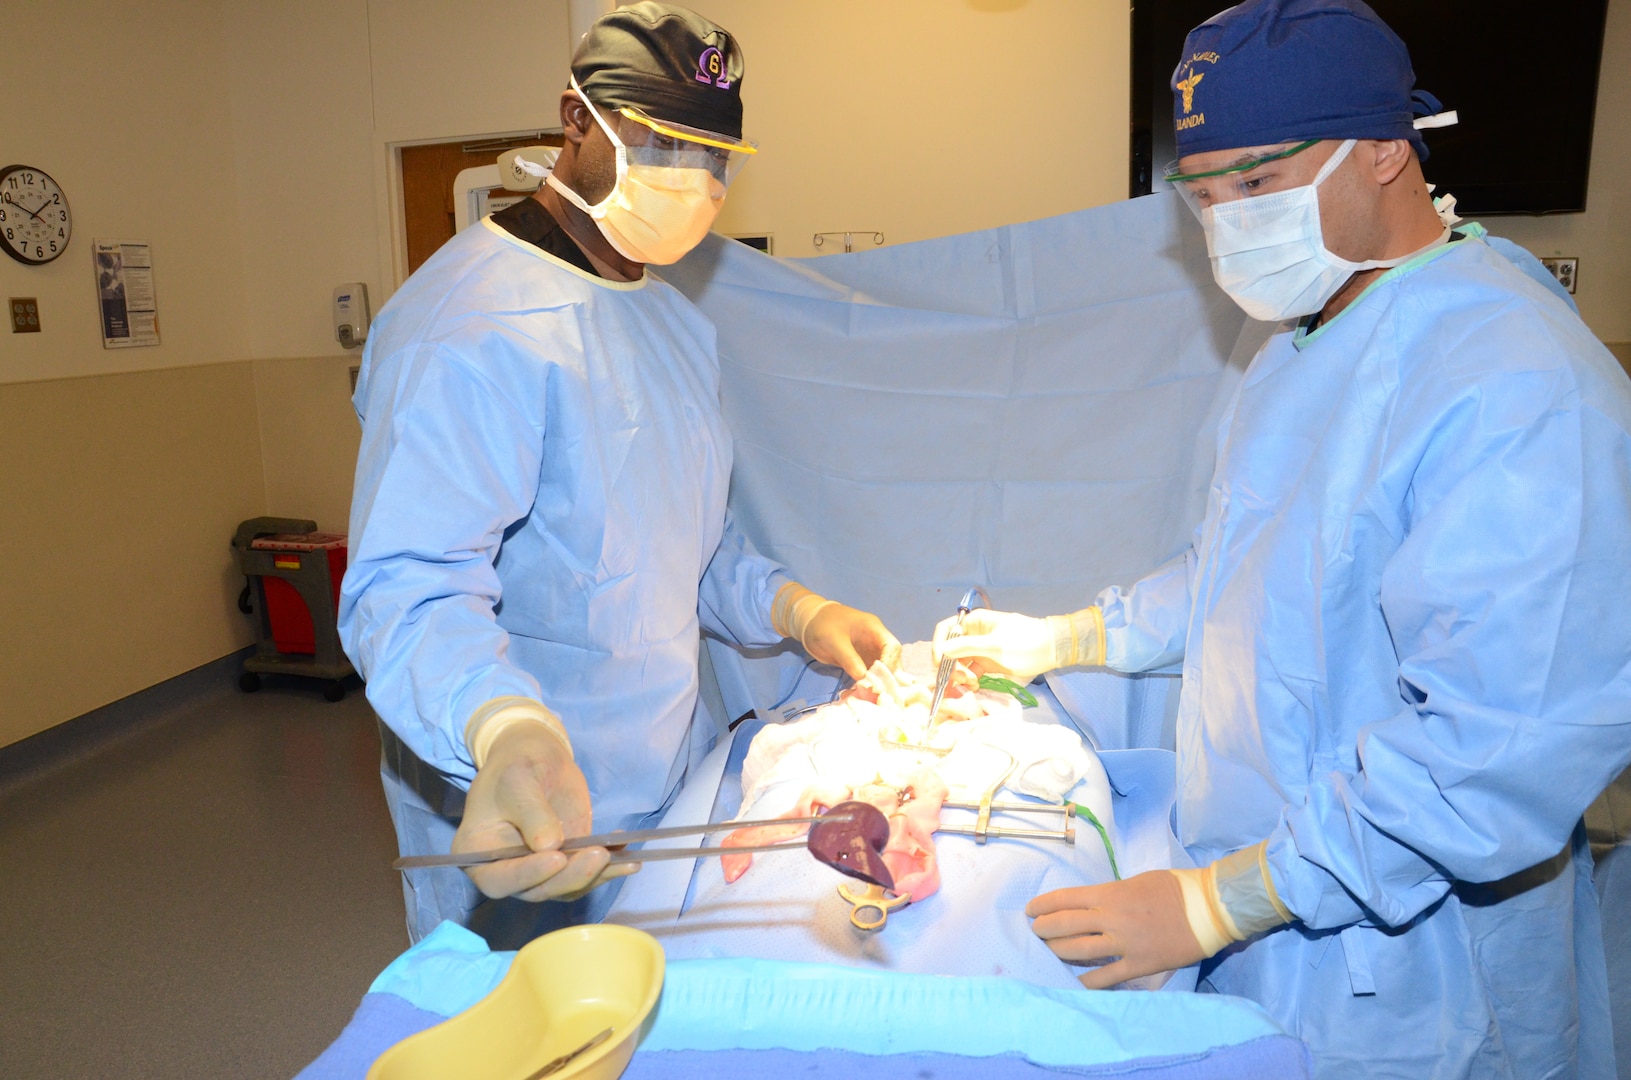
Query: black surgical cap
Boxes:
[{"xmin": 571, "ymin": 2, "xmax": 745, "ymax": 139}]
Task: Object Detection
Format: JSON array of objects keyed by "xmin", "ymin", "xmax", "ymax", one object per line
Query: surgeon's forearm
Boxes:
[
  {"xmin": 1096, "ymin": 549, "xmax": 1196, "ymax": 672},
  {"xmin": 341, "ymin": 575, "xmax": 543, "ymax": 778},
  {"xmin": 697, "ymin": 513, "xmax": 791, "ymax": 647}
]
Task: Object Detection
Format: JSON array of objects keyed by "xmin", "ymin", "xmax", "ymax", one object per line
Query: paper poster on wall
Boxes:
[{"xmin": 94, "ymin": 239, "xmax": 160, "ymax": 349}]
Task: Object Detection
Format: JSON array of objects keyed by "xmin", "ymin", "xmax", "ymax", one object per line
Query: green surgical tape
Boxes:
[
  {"xmin": 977, "ymin": 675, "xmax": 1039, "ymax": 708},
  {"xmin": 1069, "ymin": 801, "xmax": 1120, "ymax": 880}
]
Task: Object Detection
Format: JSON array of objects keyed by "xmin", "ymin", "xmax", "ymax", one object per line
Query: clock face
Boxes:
[{"xmin": 0, "ymin": 165, "xmax": 72, "ymax": 265}]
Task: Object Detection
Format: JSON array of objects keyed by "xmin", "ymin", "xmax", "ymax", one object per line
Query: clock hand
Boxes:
[
  {"xmin": 2, "ymin": 190, "xmax": 48, "ymax": 224},
  {"xmin": 5, "ymin": 192, "xmax": 43, "ymax": 221}
]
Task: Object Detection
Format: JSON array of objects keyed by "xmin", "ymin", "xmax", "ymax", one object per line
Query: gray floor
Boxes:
[{"xmin": 0, "ymin": 657, "xmax": 407, "ymax": 1079}]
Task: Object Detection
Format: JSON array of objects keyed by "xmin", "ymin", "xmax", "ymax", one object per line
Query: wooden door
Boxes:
[{"xmin": 400, "ymin": 133, "xmax": 565, "ymax": 275}]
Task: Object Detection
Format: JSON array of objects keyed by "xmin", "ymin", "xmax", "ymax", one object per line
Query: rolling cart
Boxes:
[{"xmin": 233, "ymin": 516, "xmax": 355, "ymax": 701}]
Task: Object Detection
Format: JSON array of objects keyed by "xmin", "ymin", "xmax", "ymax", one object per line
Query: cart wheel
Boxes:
[
  {"xmin": 323, "ymin": 680, "xmax": 347, "ymax": 703},
  {"xmin": 239, "ymin": 672, "xmax": 262, "ymax": 693}
]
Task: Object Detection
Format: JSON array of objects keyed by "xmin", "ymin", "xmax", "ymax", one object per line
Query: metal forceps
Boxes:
[
  {"xmin": 929, "ymin": 586, "xmax": 990, "ymax": 720},
  {"xmin": 392, "ymin": 816, "xmax": 830, "ymax": 871}
]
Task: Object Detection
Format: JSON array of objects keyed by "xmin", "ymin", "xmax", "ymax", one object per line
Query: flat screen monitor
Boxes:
[{"xmin": 1130, "ymin": 1, "xmax": 1611, "ymax": 214}]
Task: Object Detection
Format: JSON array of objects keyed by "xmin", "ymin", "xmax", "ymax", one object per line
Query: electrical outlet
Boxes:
[
  {"xmin": 9, "ymin": 297, "xmax": 39, "ymax": 333},
  {"xmin": 1540, "ymin": 257, "xmax": 1578, "ymax": 294}
]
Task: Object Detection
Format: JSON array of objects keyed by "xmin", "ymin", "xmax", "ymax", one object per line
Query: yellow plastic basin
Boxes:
[{"xmin": 367, "ymin": 924, "xmax": 665, "ymax": 1080}]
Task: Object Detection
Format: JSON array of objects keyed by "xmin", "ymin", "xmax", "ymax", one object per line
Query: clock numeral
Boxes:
[
  {"xmin": 34, "ymin": 245, "xmax": 43, "ymax": 258},
  {"xmin": 57, "ymin": 228, "xmax": 64, "ymax": 238},
  {"xmin": 4, "ymin": 227, "xmax": 11, "ymax": 240},
  {"xmin": 0, "ymin": 208, "xmax": 6, "ymax": 222},
  {"xmin": 59, "ymin": 210, "xmax": 66, "ymax": 220},
  {"xmin": 50, "ymin": 193, "xmax": 60, "ymax": 205},
  {"xmin": 49, "ymin": 240, "xmax": 57, "ymax": 253}
]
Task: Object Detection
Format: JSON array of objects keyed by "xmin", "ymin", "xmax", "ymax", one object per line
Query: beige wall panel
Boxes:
[
  {"xmin": 224, "ymin": 0, "xmax": 382, "ymax": 360},
  {"xmin": 1472, "ymin": 0, "xmax": 1631, "ymax": 342},
  {"xmin": 0, "ymin": 364, "xmax": 266, "ymax": 746},
  {"xmin": 706, "ymin": 0, "xmax": 1131, "ymax": 256},
  {"xmin": 0, "ymin": 0, "xmax": 250, "ymax": 384},
  {"xmin": 254, "ymin": 357, "xmax": 364, "ymax": 534},
  {"xmin": 1608, "ymin": 342, "xmax": 1631, "ymax": 382},
  {"xmin": 367, "ymin": 1, "xmax": 572, "ymax": 144}
]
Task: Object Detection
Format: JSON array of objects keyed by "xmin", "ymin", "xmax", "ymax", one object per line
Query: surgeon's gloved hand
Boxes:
[
  {"xmin": 1027, "ymin": 842, "xmax": 1292, "ymax": 989},
  {"xmin": 773, "ymin": 582, "xmax": 901, "ymax": 680},
  {"xmin": 453, "ymin": 698, "xmax": 636, "ymax": 903},
  {"xmin": 933, "ymin": 606, "xmax": 1106, "ymax": 684}
]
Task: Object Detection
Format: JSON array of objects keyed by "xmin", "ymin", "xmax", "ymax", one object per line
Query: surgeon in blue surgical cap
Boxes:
[
  {"xmin": 341, "ymin": 3, "xmax": 896, "ymax": 946},
  {"xmin": 938, "ymin": 1, "xmax": 1631, "ymax": 1075}
]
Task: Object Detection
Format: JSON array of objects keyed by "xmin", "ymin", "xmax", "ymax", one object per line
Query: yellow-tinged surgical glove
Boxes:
[
  {"xmin": 465, "ymin": 696, "xmax": 572, "ymax": 770},
  {"xmin": 933, "ymin": 606, "xmax": 1105, "ymax": 683},
  {"xmin": 452, "ymin": 698, "xmax": 635, "ymax": 903},
  {"xmin": 1027, "ymin": 840, "xmax": 1293, "ymax": 990},
  {"xmin": 772, "ymin": 582, "xmax": 900, "ymax": 679}
]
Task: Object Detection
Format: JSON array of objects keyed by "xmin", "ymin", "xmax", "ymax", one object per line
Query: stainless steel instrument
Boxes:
[
  {"xmin": 928, "ymin": 585, "xmax": 990, "ymax": 720},
  {"xmin": 393, "ymin": 815, "xmax": 833, "ymax": 871}
]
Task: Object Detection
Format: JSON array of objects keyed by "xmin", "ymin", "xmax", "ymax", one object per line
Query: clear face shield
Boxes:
[
  {"xmin": 612, "ymin": 106, "xmax": 756, "ymax": 188},
  {"xmin": 1162, "ymin": 139, "xmax": 1325, "ymax": 220}
]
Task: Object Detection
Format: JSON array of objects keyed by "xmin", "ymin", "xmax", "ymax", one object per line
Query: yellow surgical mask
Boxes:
[{"xmin": 546, "ymin": 81, "xmax": 726, "ymax": 266}]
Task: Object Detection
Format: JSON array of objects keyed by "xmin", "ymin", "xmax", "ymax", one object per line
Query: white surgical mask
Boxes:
[
  {"xmin": 1202, "ymin": 139, "xmax": 1450, "ymax": 322},
  {"xmin": 543, "ymin": 81, "xmax": 725, "ymax": 266}
]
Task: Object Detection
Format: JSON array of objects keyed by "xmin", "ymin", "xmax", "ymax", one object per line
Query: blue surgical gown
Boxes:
[
  {"xmin": 1097, "ymin": 228, "xmax": 1631, "ymax": 1078},
  {"xmin": 340, "ymin": 218, "xmax": 788, "ymax": 939}
]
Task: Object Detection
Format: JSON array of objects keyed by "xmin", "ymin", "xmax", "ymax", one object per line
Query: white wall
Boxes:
[
  {"xmin": 224, "ymin": 0, "xmax": 379, "ymax": 362},
  {"xmin": 223, "ymin": 0, "xmax": 574, "ymax": 362},
  {"xmin": 0, "ymin": 2, "xmax": 250, "ymax": 384},
  {"xmin": 705, "ymin": 0, "xmax": 1131, "ymax": 256}
]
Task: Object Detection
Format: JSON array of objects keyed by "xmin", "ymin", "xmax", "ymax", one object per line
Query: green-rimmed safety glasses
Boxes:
[{"xmin": 1163, "ymin": 140, "xmax": 1322, "ymax": 217}]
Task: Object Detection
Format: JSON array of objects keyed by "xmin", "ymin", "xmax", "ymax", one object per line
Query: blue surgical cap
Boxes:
[{"xmin": 1171, "ymin": 0, "xmax": 1444, "ymax": 161}]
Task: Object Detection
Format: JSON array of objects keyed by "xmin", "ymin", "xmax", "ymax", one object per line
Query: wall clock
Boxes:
[{"xmin": 0, "ymin": 164, "xmax": 72, "ymax": 265}]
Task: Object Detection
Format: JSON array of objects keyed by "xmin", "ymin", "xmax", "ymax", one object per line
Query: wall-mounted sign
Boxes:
[{"xmin": 94, "ymin": 239, "xmax": 160, "ymax": 349}]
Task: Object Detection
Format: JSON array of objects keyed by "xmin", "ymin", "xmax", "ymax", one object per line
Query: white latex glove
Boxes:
[
  {"xmin": 933, "ymin": 607, "xmax": 1105, "ymax": 683},
  {"xmin": 452, "ymin": 702, "xmax": 635, "ymax": 902},
  {"xmin": 1028, "ymin": 841, "xmax": 1292, "ymax": 989},
  {"xmin": 772, "ymin": 582, "xmax": 901, "ymax": 679}
]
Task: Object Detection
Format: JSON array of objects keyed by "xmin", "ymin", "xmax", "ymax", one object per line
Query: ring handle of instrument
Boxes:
[{"xmin": 839, "ymin": 881, "xmax": 909, "ymax": 931}]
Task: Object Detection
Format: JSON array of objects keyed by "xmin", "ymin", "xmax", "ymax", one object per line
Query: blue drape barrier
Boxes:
[{"xmin": 659, "ymin": 192, "xmax": 1255, "ymax": 747}]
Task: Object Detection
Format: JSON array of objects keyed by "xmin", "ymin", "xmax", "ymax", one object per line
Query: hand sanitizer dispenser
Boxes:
[{"xmin": 333, "ymin": 283, "xmax": 370, "ymax": 350}]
